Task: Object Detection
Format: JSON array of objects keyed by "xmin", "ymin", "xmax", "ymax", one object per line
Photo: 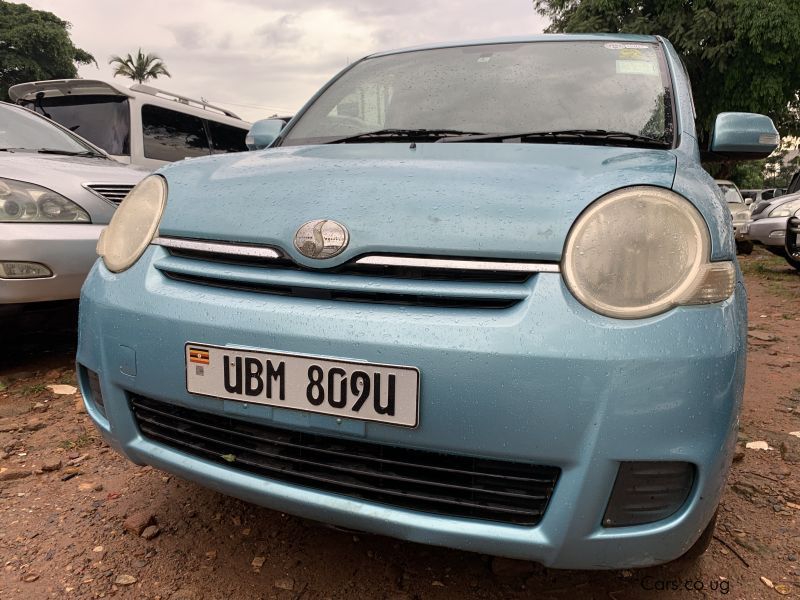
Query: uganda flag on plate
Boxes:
[{"xmin": 188, "ymin": 347, "xmax": 210, "ymax": 365}]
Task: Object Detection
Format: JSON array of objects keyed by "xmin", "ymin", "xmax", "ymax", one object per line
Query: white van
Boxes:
[{"xmin": 9, "ymin": 79, "xmax": 251, "ymax": 169}]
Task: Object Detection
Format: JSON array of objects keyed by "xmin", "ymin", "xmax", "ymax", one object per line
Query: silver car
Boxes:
[
  {"xmin": 0, "ymin": 101, "xmax": 146, "ymax": 314},
  {"xmin": 748, "ymin": 191, "xmax": 800, "ymax": 267},
  {"xmin": 715, "ymin": 179, "xmax": 752, "ymax": 254}
]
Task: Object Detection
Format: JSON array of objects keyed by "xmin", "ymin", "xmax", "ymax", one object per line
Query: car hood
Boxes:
[
  {"xmin": 1, "ymin": 152, "xmax": 148, "ymax": 188},
  {"xmin": 158, "ymin": 143, "xmax": 677, "ymax": 263}
]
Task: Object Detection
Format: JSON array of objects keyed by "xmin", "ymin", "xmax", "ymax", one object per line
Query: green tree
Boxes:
[
  {"xmin": 533, "ymin": 1, "xmax": 800, "ymax": 145},
  {"xmin": 108, "ymin": 48, "xmax": 171, "ymax": 84},
  {"xmin": 0, "ymin": 1, "xmax": 95, "ymax": 101}
]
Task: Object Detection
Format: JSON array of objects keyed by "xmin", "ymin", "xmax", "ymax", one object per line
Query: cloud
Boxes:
[
  {"xmin": 15, "ymin": 0, "xmax": 548, "ymax": 121},
  {"xmin": 254, "ymin": 14, "xmax": 302, "ymax": 47}
]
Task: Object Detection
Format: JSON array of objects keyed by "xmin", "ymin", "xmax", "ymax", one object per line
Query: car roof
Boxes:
[{"xmin": 366, "ymin": 33, "xmax": 661, "ymax": 59}]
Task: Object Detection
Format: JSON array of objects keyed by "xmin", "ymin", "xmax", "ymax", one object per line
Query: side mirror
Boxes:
[
  {"xmin": 709, "ymin": 112, "xmax": 779, "ymax": 160},
  {"xmin": 744, "ymin": 198, "xmax": 752, "ymax": 206},
  {"xmin": 246, "ymin": 119, "xmax": 287, "ymax": 150}
]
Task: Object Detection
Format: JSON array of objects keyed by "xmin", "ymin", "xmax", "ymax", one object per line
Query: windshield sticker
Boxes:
[
  {"xmin": 604, "ymin": 42, "xmax": 650, "ymax": 50},
  {"xmin": 616, "ymin": 60, "xmax": 659, "ymax": 76},
  {"xmin": 618, "ymin": 48, "xmax": 643, "ymax": 59}
]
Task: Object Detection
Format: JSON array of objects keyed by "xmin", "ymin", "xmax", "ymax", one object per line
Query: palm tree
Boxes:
[{"xmin": 108, "ymin": 48, "xmax": 171, "ymax": 84}]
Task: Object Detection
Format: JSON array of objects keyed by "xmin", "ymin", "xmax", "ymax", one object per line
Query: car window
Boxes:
[
  {"xmin": 22, "ymin": 95, "xmax": 130, "ymax": 156},
  {"xmin": 207, "ymin": 121, "xmax": 248, "ymax": 154},
  {"xmin": 283, "ymin": 41, "xmax": 675, "ymax": 146},
  {"xmin": 142, "ymin": 104, "xmax": 210, "ymax": 161},
  {"xmin": 717, "ymin": 184, "xmax": 743, "ymax": 204},
  {"xmin": 0, "ymin": 103, "xmax": 94, "ymax": 153}
]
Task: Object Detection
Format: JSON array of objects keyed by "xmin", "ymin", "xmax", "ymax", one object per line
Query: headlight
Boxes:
[
  {"xmin": 769, "ymin": 199, "xmax": 800, "ymax": 218},
  {"xmin": 562, "ymin": 187, "xmax": 734, "ymax": 319},
  {"xmin": 97, "ymin": 175, "xmax": 167, "ymax": 273},
  {"xmin": 0, "ymin": 178, "xmax": 90, "ymax": 223}
]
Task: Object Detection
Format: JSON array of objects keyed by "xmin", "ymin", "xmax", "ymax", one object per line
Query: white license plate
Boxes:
[{"xmin": 185, "ymin": 343, "xmax": 420, "ymax": 427}]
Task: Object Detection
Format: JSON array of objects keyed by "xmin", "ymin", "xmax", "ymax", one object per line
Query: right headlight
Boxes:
[
  {"xmin": 562, "ymin": 187, "xmax": 735, "ymax": 319},
  {"xmin": 97, "ymin": 175, "xmax": 167, "ymax": 273},
  {"xmin": 769, "ymin": 198, "xmax": 800, "ymax": 218}
]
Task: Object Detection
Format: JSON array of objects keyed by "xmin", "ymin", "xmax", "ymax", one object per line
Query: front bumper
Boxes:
[
  {"xmin": 0, "ymin": 223, "xmax": 105, "ymax": 304},
  {"xmin": 77, "ymin": 248, "xmax": 746, "ymax": 569},
  {"xmin": 748, "ymin": 216, "xmax": 789, "ymax": 247}
]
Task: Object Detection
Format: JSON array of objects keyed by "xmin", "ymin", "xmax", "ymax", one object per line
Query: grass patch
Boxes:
[
  {"xmin": 58, "ymin": 372, "xmax": 77, "ymax": 385},
  {"xmin": 21, "ymin": 383, "xmax": 48, "ymax": 396},
  {"xmin": 59, "ymin": 432, "xmax": 94, "ymax": 450}
]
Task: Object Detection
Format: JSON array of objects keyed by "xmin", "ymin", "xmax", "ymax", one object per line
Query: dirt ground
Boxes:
[{"xmin": 1, "ymin": 248, "xmax": 798, "ymax": 600}]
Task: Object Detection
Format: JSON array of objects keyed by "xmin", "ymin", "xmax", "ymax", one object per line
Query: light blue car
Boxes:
[{"xmin": 77, "ymin": 34, "xmax": 778, "ymax": 569}]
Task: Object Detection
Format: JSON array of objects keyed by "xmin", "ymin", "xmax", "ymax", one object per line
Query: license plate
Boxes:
[{"xmin": 185, "ymin": 343, "xmax": 420, "ymax": 427}]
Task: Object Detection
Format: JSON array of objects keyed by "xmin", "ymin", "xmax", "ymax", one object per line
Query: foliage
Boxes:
[
  {"xmin": 533, "ymin": 1, "xmax": 800, "ymax": 145},
  {"xmin": 0, "ymin": 1, "xmax": 95, "ymax": 101},
  {"xmin": 108, "ymin": 48, "xmax": 171, "ymax": 84}
]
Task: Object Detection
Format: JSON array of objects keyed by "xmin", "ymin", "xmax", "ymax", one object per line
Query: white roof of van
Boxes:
[{"xmin": 8, "ymin": 79, "xmax": 246, "ymax": 123}]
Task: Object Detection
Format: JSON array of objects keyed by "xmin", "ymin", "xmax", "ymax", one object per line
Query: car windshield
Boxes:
[
  {"xmin": 282, "ymin": 40, "xmax": 674, "ymax": 146},
  {"xmin": 0, "ymin": 103, "xmax": 96, "ymax": 154},
  {"xmin": 21, "ymin": 95, "xmax": 130, "ymax": 156},
  {"xmin": 718, "ymin": 183, "xmax": 744, "ymax": 204}
]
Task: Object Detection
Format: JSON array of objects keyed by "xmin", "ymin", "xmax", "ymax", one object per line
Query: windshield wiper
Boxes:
[
  {"xmin": 438, "ymin": 129, "xmax": 671, "ymax": 148},
  {"xmin": 36, "ymin": 148, "xmax": 104, "ymax": 157},
  {"xmin": 325, "ymin": 128, "xmax": 486, "ymax": 144}
]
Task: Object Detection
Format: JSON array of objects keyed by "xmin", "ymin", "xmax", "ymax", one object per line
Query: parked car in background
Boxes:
[
  {"xmin": 786, "ymin": 204, "xmax": 800, "ymax": 270},
  {"xmin": 77, "ymin": 34, "xmax": 778, "ymax": 569},
  {"xmin": 787, "ymin": 170, "xmax": 800, "ymax": 195},
  {"xmin": 0, "ymin": 101, "xmax": 146, "ymax": 317},
  {"xmin": 748, "ymin": 191, "xmax": 800, "ymax": 269},
  {"xmin": 9, "ymin": 80, "xmax": 251, "ymax": 169},
  {"xmin": 716, "ymin": 180, "xmax": 753, "ymax": 253},
  {"xmin": 740, "ymin": 188, "xmax": 759, "ymax": 207}
]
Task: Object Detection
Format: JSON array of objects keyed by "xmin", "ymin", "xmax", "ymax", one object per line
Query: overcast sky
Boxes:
[{"xmin": 16, "ymin": 0, "xmax": 547, "ymax": 122}]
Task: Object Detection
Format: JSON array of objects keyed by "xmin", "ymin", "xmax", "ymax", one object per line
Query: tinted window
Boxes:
[
  {"xmin": 283, "ymin": 41, "xmax": 674, "ymax": 146},
  {"xmin": 208, "ymin": 121, "xmax": 247, "ymax": 154},
  {"xmin": 142, "ymin": 104, "xmax": 210, "ymax": 161},
  {"xmin": 22, "ymin": 95, "xmax": 130, "ymax": 155},
  {"xmin": 0, "ymin": 103, "xmax": 95, "ymax": 154}
]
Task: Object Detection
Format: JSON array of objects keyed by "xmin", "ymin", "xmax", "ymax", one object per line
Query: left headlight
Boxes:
[
  {"xmin": 0, "ymin": 178, "xmax": 90, "ymax": 223},
  {"xmin": 562, "ymin": 186, "xmax": 735, "ymax": 319},
  {"xmin": 97, "ymin": 175, "xmax": 167, "ymax": 273},
  {"xmin": 768, "ymin": 198, "xmax": 800, "ymax": 218}
]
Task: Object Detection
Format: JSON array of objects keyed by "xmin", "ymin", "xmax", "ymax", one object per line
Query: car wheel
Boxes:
[
  {"xmin": 676, "ymin": 510, "xmax": 717, "ymax": 563},
  {"xmin": 785, "ymin": 252, "xmax": 800, "ymax": 271},
  {"xmin": 736, "ymin": 240, "xmax": 754, "ymax": 255}
]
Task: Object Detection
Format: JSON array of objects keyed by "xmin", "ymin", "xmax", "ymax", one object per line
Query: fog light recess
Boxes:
[
  {"xmin": 603, "ymin": 461, "xmax": 694, "ymax": 527},
  {"xmin": 85, "ymin": 368, "xmax": 106, "ymax": 415}
]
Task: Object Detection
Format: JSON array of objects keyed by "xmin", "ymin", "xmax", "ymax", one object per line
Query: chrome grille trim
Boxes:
[
  {"xmin": 153, "ymin": 236, "xmax": 559, "ymax": 273},
  {"xmin": 153, "ymin": 236, "xmax": 284, "ymax": 259},
  {"xmin": 83, "ymin": 183, "xmax": 136, "ymax": 205},
  {"xmin": 354, "ymin": 255, "xmax": 560, "ymax": 274}
]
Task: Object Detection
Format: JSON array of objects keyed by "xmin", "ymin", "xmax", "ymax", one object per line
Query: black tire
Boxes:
[
  {"xmin": 677, "ymin": 510, "xmax": 717, "ymax": 562},
  {"xmin": 786, "ymin": 252, "xmax": 800, "ymax": 271},
  {"xmin": 736, "ymin": 240, "xmax": 754, "ymax": 255}
]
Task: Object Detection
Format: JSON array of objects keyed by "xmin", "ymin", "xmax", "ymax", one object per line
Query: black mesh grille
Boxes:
[{"xmin": 131, "ymin": 395, "xmax": 559, "ymax": 525}]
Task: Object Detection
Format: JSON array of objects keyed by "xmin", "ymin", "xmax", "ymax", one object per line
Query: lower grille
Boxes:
[
  {"xmin": 131, "ymin": 395, "xmax": 559, "ymax": 525},
  {"xmin": 162, "ymin": 271, "xmax": 519, "ymax": 309}
]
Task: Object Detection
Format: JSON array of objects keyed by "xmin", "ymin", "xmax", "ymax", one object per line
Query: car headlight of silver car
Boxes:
[
  {"xmin": 769, "ymin": 199, "xmax": 800, "ymax": 218},
  {"xmin": 0, "ymin": 178, "xmax": 90, "ymax": 223},
  {"xmin": 97, "ymin": 175, "xmax": 167, "ymax": 273},
  {"xmin": 562, "ymin": 187, "xmax": 735, "ymax": 319}
]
